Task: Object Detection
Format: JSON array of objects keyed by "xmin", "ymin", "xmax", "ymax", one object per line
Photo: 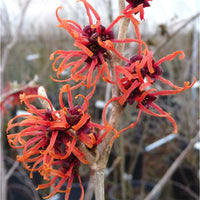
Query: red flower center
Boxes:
[
  {"xmin": 128, "ymin": 55, "xmax": 163, "ymax": 82},
  {"xmin": 138, "ymin": 94, "xmax": 157, "ymax": 109},
  {"xmin": 83, "ymin": 25, "xmax": 114, "ymax": 63},
  {"xmin": 120, "ymin": 55, "xmax": 162, "ymax": 105},
  {"xmin": 126, "ymin": 0, "xmax": 151, "ymax": 9},
  {"xmin": 62, "ymin": 154, "xmax": 81, "ymax": 172}
]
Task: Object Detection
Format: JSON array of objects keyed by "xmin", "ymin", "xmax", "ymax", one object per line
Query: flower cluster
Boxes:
[
  {"xmin": 6, "ymin": 0, "xmax": 196, "ymax": 200},
  {"xmin": 50, "ymin": 0, "xmax": 144, "ymax": 89},
  {"xmin": 107, "ymin": 50, "xmax": 196, "ymax": 140},
  {"xmin": 7, "ymin": 86, "xmax": 105, "ymax": 200}
]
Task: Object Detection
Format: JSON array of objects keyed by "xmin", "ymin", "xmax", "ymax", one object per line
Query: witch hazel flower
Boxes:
[
  {"xmin": 103, "ymin": 49, "xmax": 196, "ymax": 142},
  {"xmin": 125, "ymin": 0, "xmax": 151, "ymax": 10},
  {"xmin": 37, "ymin": 154, "xmax": 84, "ymax": 200},
  {"xmin": 6, "ymin": 92, "xmax": 88, "ymax": 165},
  {"xmin": 50, "ymin": 0, "xmax": 143, "ymax": 89},
  {"xmin": 59, "ymin": 84, "xmax": 106, "ymax": 147},
  {"xmin": 124, "ymin": 0, "xmax": 152, "ymax": 20},
  {"xmin": 6, "ymin": 86, "xmax": 105, "ymax": 200}
]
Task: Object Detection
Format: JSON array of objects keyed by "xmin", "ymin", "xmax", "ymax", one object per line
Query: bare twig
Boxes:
[
  {"xmin": 154, "ymin": 13, "xmax": 200, "ymax": 56},
  {"xmin": 5, "ymin": 160, "xmax": 19, "ymax": 181},
  {"xmin": 144, "ymin": 131, "xmax": 200, "ymax": 200},
  {"xmin": 1, "ymin": 0, "xmax": 32, "ymax": 73},
  {"xmin": 170, "ymin": 180, "xmax": 199, "ymax": 200},
  {"xmin": 5, "ymin": 156, "xmax": 40, "ymax": 200},
  {"xmin": 105, "ymin": 156, "xmax": 121, "ymax": 178},
  {"xmin": 127, "ymin": 123, "xmax": 148, "ymax": 174}
]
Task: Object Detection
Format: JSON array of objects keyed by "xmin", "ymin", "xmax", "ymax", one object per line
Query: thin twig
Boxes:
[
  {"xmin": 170, "ymin": 180, "xmax": 199, "ymax": 200},
  {"xmin": 5, "ymin": 160, "xmax": 19, "ymax": 181},
  {"xmin": 105, "ymin": 156, "xmax": 121, "ymax": 178},
  {"xmin": 5, "ymin": 156, "xmax": 40, "ymax": 200},
  {"xmin": 144, "ymin": 131, "xmax": 200, "ymax": 200},
  {"xmin": 1, "ymin": 0, "xmax": 32, "ymax": 73},
  {"xmin": 154, "ymin": 13, "xmax": 200, "ymax": 56},
  {"xmin": 127, "ymin": 122, "xmax": 149, "ymax": 175}
]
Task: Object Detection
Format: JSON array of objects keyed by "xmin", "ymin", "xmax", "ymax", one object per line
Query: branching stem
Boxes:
[{"xmin": 93, "ymin": 1, "xmax": 131, "ymax": 200}]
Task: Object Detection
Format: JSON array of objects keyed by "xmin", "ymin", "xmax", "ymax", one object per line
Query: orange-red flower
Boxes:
[
  {"xmin": 50, "ymin": 0, "xmax": 143, "ymax": 89},
  {"xmin": 103, "ymin": 49, "xmax": 196, "ymax": 141},
  {"xmin": 6, "ymin": 86, "xmax": 104, "ymax": 200},
  {"xmin": 37, "ymin": 155, "xmax": 84, "ymax": 200},
  {"xmin": 124, "ymin": 0, "xmax": 152, "ymax": 20},
  {"xmin": 126, "ymin": 0, "xmax": 151, "ymax": 9}
]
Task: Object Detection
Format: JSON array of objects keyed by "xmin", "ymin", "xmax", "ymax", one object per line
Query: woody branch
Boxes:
[{"xmin": 92, "ymin": 1, "xmax": 130, "ymax": 200}]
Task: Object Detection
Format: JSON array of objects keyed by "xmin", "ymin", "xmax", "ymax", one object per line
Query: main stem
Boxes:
[
  {"xmin": 94, "ymin": 170, "xmax": 105, "ymax": 200},
  {"xmin": 93, "ymin": 0, "xmax": 130, "ymax": 200}
]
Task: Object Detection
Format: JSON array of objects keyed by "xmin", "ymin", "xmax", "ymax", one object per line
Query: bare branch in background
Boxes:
[
  {"xmin": 105, "ymin": 156, "xmax": 121, "ymax": 178},
  {"xmin": 144, "ymin": 131, "xmax": 200, "ymax": 200},
  {"xmin": 154, "ymin": 13, "xmax": 200, "ymax": 56},
  {"xmin": 5, "ymin": 156, "xmax": 40, "ymax": 200},
  {"xmin": 5, "ymin": 160, "xmax": 19, "ymax": 181},
  {"xmin": 1, "ymin": 0, "xmax": 12, "ymax": 40},
  {"xmin": 1, "ymin": 0, "xmax": 32, "ymax": 74},
  {"xmin": 170, "ymin": 180, "xmax": 199, "ymax": 200},
  {"xmin": 0, "ymin": 1, "xmax": 32, "ymax": 200}
]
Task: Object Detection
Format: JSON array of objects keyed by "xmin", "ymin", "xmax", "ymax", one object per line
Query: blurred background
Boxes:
[{"xmin": 1, "ymin": 0, "xmax": 199, "ymax": 199}]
